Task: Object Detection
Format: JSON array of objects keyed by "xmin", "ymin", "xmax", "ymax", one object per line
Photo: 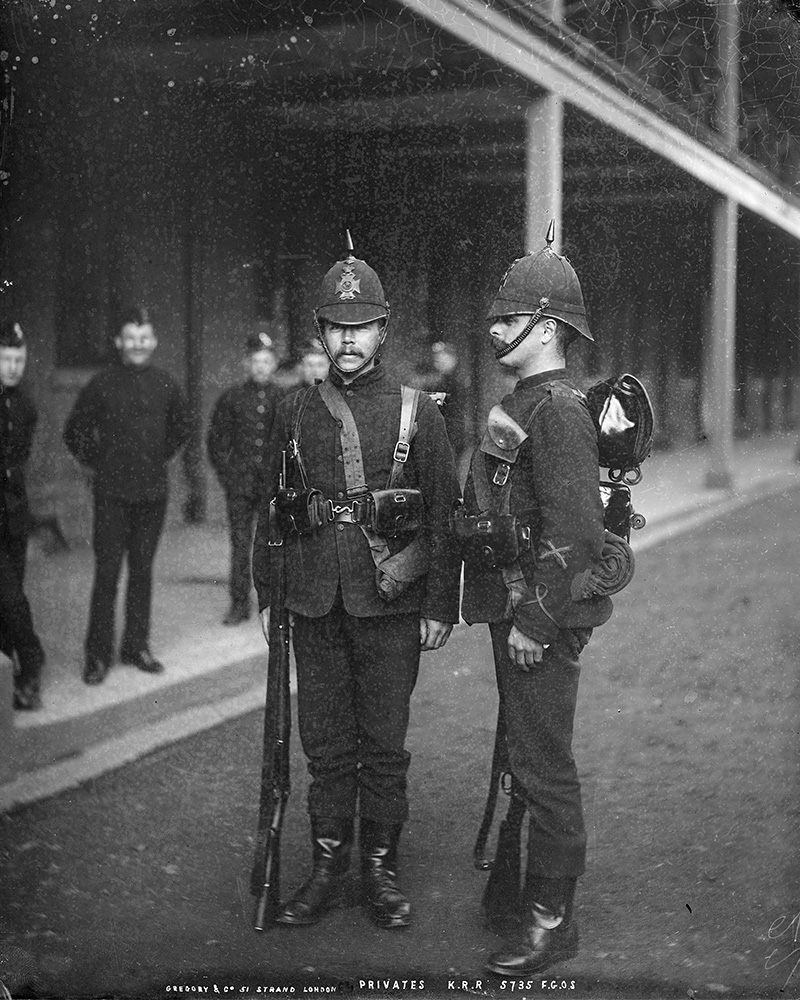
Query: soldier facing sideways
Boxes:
[
  {"xmin": 206, "ymin": 333, "xmax": 282, "ymax": 626},
  {"xmin": 252, "ymin": 238, "xmax": 461, "ymax": 930},
  {"xmin": 458, "ymin": 233, "xmax": 614, "ymax": 977},
  {"xmin": 0, "ymin": 321, "xmax": 46, "ymax": 710}
]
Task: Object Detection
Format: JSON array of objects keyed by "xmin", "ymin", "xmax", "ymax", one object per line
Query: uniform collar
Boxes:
[
  {"xmin": 515, "ymin": 368, "xmax": 567, "ymax": 392},
  {"xmin": 328, "ymin": 360, "xmax": 385, "ymax": 392}
]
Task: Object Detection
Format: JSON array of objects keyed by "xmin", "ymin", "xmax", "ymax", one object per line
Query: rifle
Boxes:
[
  {"xmin": 474, "ymin": 701, "xmax": 527, "ymax": 936},
  {"xmin": 251, "ymin": 452, "xmax": 292, "ymax": 931}
]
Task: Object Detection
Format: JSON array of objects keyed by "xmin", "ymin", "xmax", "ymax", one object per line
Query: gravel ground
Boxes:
[{"xmin": 1, "ymin": 488, "xmax": 799, "ymax": 1000}]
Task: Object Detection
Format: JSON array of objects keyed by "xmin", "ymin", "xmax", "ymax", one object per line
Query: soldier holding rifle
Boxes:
[
  {"xmin": 457, "ymin": 230, "xmax": 615, "ymax": 976},
  {"xmin": 251, "ymin": 237, "xmax": 461, "ymax": 930}
]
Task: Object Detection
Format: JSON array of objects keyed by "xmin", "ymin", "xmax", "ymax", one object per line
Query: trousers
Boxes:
[
  {"xmin": 292, "ymin": 591, "xmax": 421, "ymax": 824},
  {"xmin": 490, "ymin": 622, "xmax": 591, "ymax": 878},
  {"xmin": 0, "ymin": 526, "xmax": 44, "ymax": 682},
  {"xmin": 86, "ymin": 493, "xmax": 167, "ymax": 661},
  {"xmin": 224, "ymin": 491, "xmax": 258, "ymax": 606}
]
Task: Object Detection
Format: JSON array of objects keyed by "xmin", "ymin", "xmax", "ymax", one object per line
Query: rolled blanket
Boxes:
[{"xmin": 570, "ymin": 530, "xmax": 635, "ymax": 600}]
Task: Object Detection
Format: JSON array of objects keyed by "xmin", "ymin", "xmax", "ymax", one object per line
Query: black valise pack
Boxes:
[{"xmin": 583, "ymin": 373, "xmax": 655, "ymax": 541}]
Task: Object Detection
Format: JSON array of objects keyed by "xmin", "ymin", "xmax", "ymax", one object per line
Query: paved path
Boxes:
[{"xmin": 2, "ymin": 432, "xmax": 799, "ymax": 810}]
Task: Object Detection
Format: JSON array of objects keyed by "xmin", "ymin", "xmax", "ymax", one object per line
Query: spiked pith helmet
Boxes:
[
  {"xmin": 487, "ymin": 223, "xmax": 593, "ymax": 343},
  {"xmin": 314, "ymin": 232, "xmax": 389, "ymax": 326}
]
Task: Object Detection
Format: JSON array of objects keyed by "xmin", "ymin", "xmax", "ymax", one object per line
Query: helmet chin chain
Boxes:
[
  {"xmin": 494, "ymin": 298, "xmax": 549, "ymax": 360},
  {"xmin": 313, "ymin": 311, "xmax": 390, "ymax": 377}
]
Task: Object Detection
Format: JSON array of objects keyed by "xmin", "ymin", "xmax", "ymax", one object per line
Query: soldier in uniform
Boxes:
[
  {"xmin": 207, "ymin": 333, "xmax": 282, "ymax": 625},
  {"xmin": 64, "ymin": 306, "xmax": 189, "ymax": 685},
  {"xmin": 459, "ymin": 233, "xmax": 614, "ymax": 976},
  {"xmin": 0, "ymin": 321, "xmax": 45, "ymax": 710},
  {"xmin": 252, "ymin": 239, "xmax": 461, "ymax": 930},
  {"xmin": 298, "ymin": 339, "xmax": 330, "ymax": 386}
]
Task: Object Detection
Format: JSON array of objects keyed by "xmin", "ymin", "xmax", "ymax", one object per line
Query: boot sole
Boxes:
[
  {"xmin": 275, "ymin": 892, "xmax": 346, "ymax": 926},
  {"xmin": 367, "ymin": 909, "xmax": 411, "ymax": 929}
]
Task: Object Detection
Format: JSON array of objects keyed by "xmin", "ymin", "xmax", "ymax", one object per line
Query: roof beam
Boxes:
[{"xmin": 401, "ymin": 0, "xmax": 800, "ymax": 241}]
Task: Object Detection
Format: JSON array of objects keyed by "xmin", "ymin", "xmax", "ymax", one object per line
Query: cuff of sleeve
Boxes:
[{"xmin": 513, "ymin": 604, "xmax": 560, "ymax": 645}]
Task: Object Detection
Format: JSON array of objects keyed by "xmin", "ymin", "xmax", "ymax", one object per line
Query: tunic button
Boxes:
[
  {"xmin": 257, "ymin": 422, "xmax": 264, "ymax": 429},
  {"xmin": 257, "ymin": 405, "xmax": 265, "ymax": 413},
  {"xmin": 337, "ymin": 524, "xmax": 344, "ymax": 532},
  {"xmin": 337, "ymin": 491, "xmax": 344, "ymax": 498},
  {"xmin": 256, "ymin": 456, "xmax": 262, "ymax": 463},
  {"xmin": 255, "ymin": 438, "xmax": 263, "ymax": 446},
  {"xmin": 346, "ymin": 390, "xmax": 353, "ymax": 396},
  {"xmin": 336, "ymin": 455, "xmax": 343, "ymax": 463},
  {"xmin": 258, "ymin": 390, "xmax": 265, "ymax": 398}
]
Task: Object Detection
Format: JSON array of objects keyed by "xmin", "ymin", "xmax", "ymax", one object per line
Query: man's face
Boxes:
[
  {"xmin": 0, "ymin": 345, "xmax": 27, "ymax": 388},
  {"xmin": 246, "ymin": 348, "xmax": 277, "ymax": 385},
  {"xmin": 320, "ymin": 320, "xmax": 385, "ymax": 378},
  {"xmin": 115, "ymin": 322, "xmax": 157, "ymax": 367},
  {"xmin": 302, "ymin": 351, "xmax": 330, "ymax": 384},
  {"xmin": 489, "ymin": 314, "xmax": 543, "ymax": 369}
]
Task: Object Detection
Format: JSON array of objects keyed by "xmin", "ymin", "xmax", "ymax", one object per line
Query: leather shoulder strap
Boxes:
[
  {"xmin": 289, "ymin": 385, "xmax": 318, "ymax": 489},
  {"xmin": 386, "ymin": 385, "xmax": 420, "ymax": 488},
  {"xmin": 316, "ymin": 379, "xmax": 368, "ymax": 495}
]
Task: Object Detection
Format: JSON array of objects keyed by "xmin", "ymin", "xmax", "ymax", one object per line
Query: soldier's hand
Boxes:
[
  {"xmin": 507, "ymin": 625, "xmax": 546, "ymax": 671},
  {"xmin": 419, "ymin": 618, "xmax": 453, "ymax": 651},
  {"xmin": 260, "ymin": 608, "xmax": 270, "ymax": 646}
]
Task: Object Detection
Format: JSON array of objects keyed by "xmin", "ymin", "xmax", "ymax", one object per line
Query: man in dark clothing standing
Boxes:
[
  {"xmin": 459, "ymin": 232, "xmax": 613, "ymax": 977},
  {"xmin": 64, "ymin": 306, "xmax": 189, "ymax": 685},
  {"xmin": 0, "ymin": 321, "xmax": 46, "ymax": 710},
  {"xmin": 252, "ymin": 239, "xmax": 461, "ymax": 931},
  {"xmin": 207, "ymin": 333, "xmax": 281, "ymax": 625}
]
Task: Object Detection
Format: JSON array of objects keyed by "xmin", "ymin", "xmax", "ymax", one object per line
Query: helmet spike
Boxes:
[
  {"xmin": 545, "ymin": 219, "xmax": 555, "ymax": 249},
  {"xmin": 345, "ymin": 229, "xmax": 355, "ymax": 259}
]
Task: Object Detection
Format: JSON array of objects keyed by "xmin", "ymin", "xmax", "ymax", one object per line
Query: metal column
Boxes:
[
  {"xmin": 705, "ymin": 0, "xmax": 740, "ymax": 488},
  {"xmin": 524, "ymin": 0, "xmax": 564, "ymax": 252},
  {"xmin": 525, "ymin": 95, "xmax": 563, "ymax": 253},
  {"xmin": 705, "ymin": 197, "xmax": 738, "ymax": 487}
]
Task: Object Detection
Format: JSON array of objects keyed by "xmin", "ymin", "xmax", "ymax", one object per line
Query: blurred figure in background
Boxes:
[
  {"xmin": 0, "ymin": 321, "xmax": 45, "ymax": 710},
  {"xmin": 64, "ymin": 306, "xmax": 189, "ymax": 685},
  {"xmin": 414, "ymin": 340, "xmax": 466, "ymax": 468},
  {"xmin": 207, "ymin": 332, "xmax": 282, "ymax": 625},
  {"xmin": 298, "ymin": 339, "xmax": 330, "ymax": 386}
]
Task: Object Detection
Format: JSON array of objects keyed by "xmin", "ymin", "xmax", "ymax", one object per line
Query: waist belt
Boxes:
[{"xmin": 326, "ymin": 496, "xmax": 370, "ymax": 524}]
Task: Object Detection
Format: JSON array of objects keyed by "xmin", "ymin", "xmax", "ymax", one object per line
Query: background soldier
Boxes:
[
  {"xmin": 252, "ymin": 240, "xmax": 461, "ymax": 931},
  {"xmin": 298, "ymin": 339, "xmax": 330, "ymax": 386},
  {"xmin": 460, "ymin": 236, "xmax": 613, "ymax": 976},
  {"xmin": 64, "ymin": 306, "xmax": 189, "ymax": 685},
  {"xmin": 0, "ymin": 321, "xmax": 45, "ymax": 710},
  {"xmin": 207, "ymin": 332, "xmax": 281, "ymax": 625}
]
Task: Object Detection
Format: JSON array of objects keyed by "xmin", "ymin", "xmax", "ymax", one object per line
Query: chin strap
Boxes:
[{"xmin": 494, "ymin": 297, "xmax": 549, "ymax": 360}]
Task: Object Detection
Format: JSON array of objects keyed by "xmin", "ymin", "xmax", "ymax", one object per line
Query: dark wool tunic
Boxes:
[
  {"xmin": 461, "ymin": 369, "xmax": 613, "ymax": 644},
  {"xmin": 64, "ymin": 362, "xmax": 189, "ymax": 501},
  {"xmin": 252, "ymin": 363, "xmax": 461, "ymax": 623},
  {"xmin": 206, "ymin": 380, "xmax": 282, "ymax": 497},
  {"xmin": 0, "ymin": 385, "xmax": 38, "ymax": 537}
]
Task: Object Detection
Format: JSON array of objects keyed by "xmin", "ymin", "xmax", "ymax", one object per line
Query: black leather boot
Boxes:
[
  {"xmin": 276, "ymin": 817, "xmax": 353, "ymax": 926},
  {"xmin": 486, "ymin": 876, "xmax": 578, "ymax": 977},
  {"xmin": 360, "ymin": 819, "xmax": 411, "ymax": 929}
]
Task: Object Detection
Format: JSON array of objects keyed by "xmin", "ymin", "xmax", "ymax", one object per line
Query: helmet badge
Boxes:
[
  {"xmin": 335, "ymin": 263, "xmax": 361, "ymax": 300},
  {"xmin": 335, "ymin": 228, "xmax": 361, "ymax": 300}
]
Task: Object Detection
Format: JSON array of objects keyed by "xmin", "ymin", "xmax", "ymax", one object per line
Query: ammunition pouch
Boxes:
[
  {"xmin": 274, "ymin": 487, "xmax": 327, "ymax": 535},
  {"xmin": 451, "ymin": 506, "xmax": 531, "ymax": 570},
  {"xmin": 370, "ymin": 488, "xmax": 424, "ymax": 537},
  {"xmin": 275, "ymin": 486, "xmax": 424, "ymax": 538}
]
